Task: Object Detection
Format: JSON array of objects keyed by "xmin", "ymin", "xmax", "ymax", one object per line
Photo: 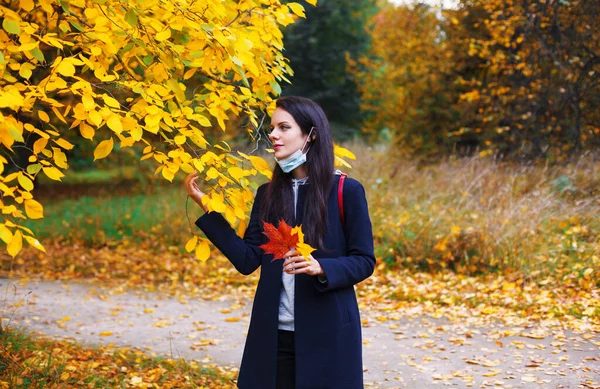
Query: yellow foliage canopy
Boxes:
[{"xmin": 0, "ymin": 0, "xmax": 317, "ymax": 258}]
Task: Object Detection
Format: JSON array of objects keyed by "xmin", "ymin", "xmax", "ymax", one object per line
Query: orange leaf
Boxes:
[{"xmin": 259, "ymin": 219, "xmax": 298, "ymax": 260}]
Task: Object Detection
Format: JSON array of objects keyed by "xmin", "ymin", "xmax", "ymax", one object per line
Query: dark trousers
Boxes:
[{"xmin": 276, "ymin": 330, "xmax": 295, "ymax": 389}]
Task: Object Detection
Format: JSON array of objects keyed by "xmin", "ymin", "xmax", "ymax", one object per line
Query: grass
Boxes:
[
  {"xmin": 0, "ymin": 326, "xmax": 237, "ymax": 388},
  {"xmin": 23, "ymin": 186, "xmax": 194, "ymax": 245},
  {"xmin": 348, "ymin": 143, "xmax": 600, "ymax": 285},
  {"xmin": 10, "ymin": 142, "xmax": 600, "ymax": 288}
]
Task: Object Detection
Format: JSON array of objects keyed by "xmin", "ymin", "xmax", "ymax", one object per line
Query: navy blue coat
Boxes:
[{"xmin": 196, "ymin": 174, "xmax": 375, "ymax": 389}]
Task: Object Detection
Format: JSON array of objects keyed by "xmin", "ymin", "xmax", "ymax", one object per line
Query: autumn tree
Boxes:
[
  {"xmin": 0, "ymin": 0, "xmax": 336, "ymax": 259},
  {"xmin": 353, "ymin": 0, "xmax": 600, "ymax": 158},
  {"xmin": 350, "ymin": 2, "xmax": 460, "ymax": 154},
  {"xmin": 458, "ymin": 0, "xmax": 600, "ymax": 158}
]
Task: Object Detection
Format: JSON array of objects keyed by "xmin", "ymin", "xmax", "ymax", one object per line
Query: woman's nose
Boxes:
[{"xmin": 269, "ymin": 130, "xmax": 279, "ymax": 141}]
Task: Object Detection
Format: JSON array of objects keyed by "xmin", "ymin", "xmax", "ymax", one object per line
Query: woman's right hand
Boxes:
[{"xmin": 184, "ymin": 172, "xmax": 208, "ymax": 212}]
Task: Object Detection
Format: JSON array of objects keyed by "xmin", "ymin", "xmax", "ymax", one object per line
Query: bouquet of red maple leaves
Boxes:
[{"xmin": 259, "ymin": 220, "xmax": 316, "ymax": 261}]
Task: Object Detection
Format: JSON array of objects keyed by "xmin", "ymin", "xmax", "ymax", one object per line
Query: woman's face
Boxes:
[{"xmin": 268, "ymin": 107, "xmax": 310, "ymax": 160}]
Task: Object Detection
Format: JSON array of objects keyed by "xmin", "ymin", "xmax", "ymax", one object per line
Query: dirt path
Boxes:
[{"xmin": 1, "ymin": 279, "xmax": 599, "ymax": 389}]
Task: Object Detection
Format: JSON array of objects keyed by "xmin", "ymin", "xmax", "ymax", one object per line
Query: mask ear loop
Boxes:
[{"xmin": 302, "ymin": 127, "xmax": 315, "ymax": 154}]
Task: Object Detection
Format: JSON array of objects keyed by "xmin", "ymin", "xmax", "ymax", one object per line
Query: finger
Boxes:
[
  {"xmin": 283, "ymin": 249, "xmax": 297, "ymax": 259},
  {"xmin": 283, "ymin": 257, "xmax": 294, "ymax": 268}
]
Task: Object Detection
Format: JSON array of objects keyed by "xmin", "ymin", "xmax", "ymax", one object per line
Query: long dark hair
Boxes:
[{"xmin": 260, "ymin": 96, "xmax": 335, "ymax": 249}]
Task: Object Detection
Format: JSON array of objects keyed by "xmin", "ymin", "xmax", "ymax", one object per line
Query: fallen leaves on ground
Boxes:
[
  {"xmin": 4, "ymin": 242, "xmax": 599, "ymax": 328},
  {"xmin": 0, "ymin": 327, "xmax": 237, "ymax": 388},
  {"xmin": 2, "ymin": 241, "xmax": 600, "ymax": 389}
]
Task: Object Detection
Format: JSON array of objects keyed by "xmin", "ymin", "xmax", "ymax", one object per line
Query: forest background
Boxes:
[{"xmin": 0, "ymin": 0, "xmax": 599, "ymax": 387}]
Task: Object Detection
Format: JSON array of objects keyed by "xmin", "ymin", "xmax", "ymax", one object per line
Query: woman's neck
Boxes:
[{"xmin": 291, "ymin": 165, "xmax": 308, "ymax": 179}]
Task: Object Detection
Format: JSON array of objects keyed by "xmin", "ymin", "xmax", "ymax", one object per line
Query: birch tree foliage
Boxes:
[{"xmin": 0, "ymin": 0, "xmax": 331, "ymax": 260}]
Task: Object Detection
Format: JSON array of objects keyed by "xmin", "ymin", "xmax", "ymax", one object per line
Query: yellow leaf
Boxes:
[
  {"xmin": 288, "ymin": 3, "xmax": 306, "ymax": 17},
  {"xmin": 38, "ymin": 110, "xmax": 50, "ymax": 123},
  {"xmin": 20, "ymin": 0, "xmax": 34, "ymax": 11},
  {"xmin": 296, "ymin": 242, "xmax": 315, "ymax": 261},
  {"xmin": 102, "ymin": 94, "xmax": 120, "ymax": 108},
  {"xmin": 174, "ymin": 135, "xmax": 186, "ymax": 145},
  {"xmin": 161, "ymin": 166, "xmax": 174, "ymax": 182},
  {"xmin": 82, "ymin": 95, "xmax": 95, "ymax": 111},
  {"xmin": 89, "ymin": 110, "xmax": 103, "ymax": 127},
  {"xmin": 54, "ymin": 138, "xmax": 74, "ymax": 150},
  {"xmin": 19, "ymin": 64, "xmax": 33, "ymax": 80},
  {"xmin": 33, "ymin": 137, "xmax": 48, "ymax": 154},
  {"xmin": 502, "ymin": 282, "xmax": 516, "ymax": 292},
  {"xmin": 0, "ymin": 224, "xmax": 13, "ymax": 244},
  {"xmin": 57, "ymin": 315, "xmax": 71, "ymax": 323},
  {"xmin": 334, "ymin": 145, "xmax": 356, "ymax": 160},
  {"xmin": 247, "ymin": 156, "xmax": 272, "ymax": 179},
  {"xmin": 225, "ymin": 317, "xmax": 241, "ymax": 322},
  {"xmin": 18, "ymin": 172, "xmax": 34, "ymax": 191},
  {"xmin": 209, "ymin": 193, "xmax": 226, "ymax": 213},
  {"xmin": 185, "ymin": 236, "xmax": 198, "ymax": 253},
  {"xmin": 130, "ymin": 126, "xmax": 142, "ymax": 141},
  {"xmin": 195, "ymin": 239, "xmax": 210, "ymax": 262},
  {"xmin": 99, "ymin": 331, "xmax": 113, "ymax": 337},
  {"xmin": 236, "ymin": 219, "xmax": 247, "ymax": 238},
  {"xmin": 56, "ymin": 60, "xmax": 75, "ymax": 77},
  {"xmin": 94, "ymin": 138, "xmax": 114, "ymax": 160},
  {"xmin": 155, "ymin": 28, "xmax": 171, "ymax": 42},
  {"xmin": 184, "ymin": 68, "xmax": 196, "ymax": 80},
  {"xmin": 51, "ymin": 106, "xmax": 67, "ymax": 124},
  {"xmin": 24, "ymin": 199, "xmax": 44, "ymax": 219},
  {"xmin": 79, "ymin": 122, "xmax": 95, "ymax": 140},
  {"xmin": 52, "ymin": 147, "xmax": 69, "ymax": 169},
  {"xmin": 24, "ymin": 235, "xmax": 45, "ymax": 252},
  {"xmin": 483, "ymin": 369, "xmax": 502, "ymax": 377},
  {"xmin": 228, "ymin": 166, "xmax": 244, "ymax": 182},
  {"xmin": 306, "ymin": 0, "xmax": 317, "ymax": 5},
  {"xmin": 206, "ymin": 167, "xmax": 219, "ymax": 180},
  {"xmin": 7, "ymin": 230, "xmax": 22, "ymax": 258},
  {"xmin": 42, "ymin": 166, "xmax": 64, "ymax": 181},
  {"xmin": 107, "ymin": 115, "xmax": 123, "ymax": 133}
]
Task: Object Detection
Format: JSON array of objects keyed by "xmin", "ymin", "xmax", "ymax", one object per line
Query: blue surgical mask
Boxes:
[{"xmin": 274, "ymin": 127, "xmax": 314, "ymax": 173}]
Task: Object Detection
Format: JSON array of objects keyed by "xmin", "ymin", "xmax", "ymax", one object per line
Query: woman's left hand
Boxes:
[{"xmin": 282, "ymin": 249, "xmax": 324, "ymax": 276}]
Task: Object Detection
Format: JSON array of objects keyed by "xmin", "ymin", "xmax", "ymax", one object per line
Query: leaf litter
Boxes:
[{"xmin": 2, "ymin": 242, "xmax": 599, "ymax": 388}]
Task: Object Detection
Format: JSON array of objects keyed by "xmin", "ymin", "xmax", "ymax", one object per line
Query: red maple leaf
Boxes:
[{"xmin": 259, "ymin": 219, "xmax": 299, "ymax": 261}]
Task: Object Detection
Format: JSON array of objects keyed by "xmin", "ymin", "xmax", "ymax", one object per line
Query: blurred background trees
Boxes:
[
  {"xmin": 352, "ymin": 0, "xmax": 600, "ymax": 159},
  {"xmin": 280, "ymin": 0, "xmax": 378, "ymax": 140}
]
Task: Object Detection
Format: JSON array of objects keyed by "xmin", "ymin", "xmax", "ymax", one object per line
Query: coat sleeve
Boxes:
[
  {"xmin": 315, "ymin": 178, "xmax": 376, "ymax": 292},
  {"xmin": 195, "ymin": 184, "xmax": 267, "ymax": 275}
]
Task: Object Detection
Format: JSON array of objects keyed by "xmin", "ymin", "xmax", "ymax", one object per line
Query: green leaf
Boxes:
[
  {"xmin": 27, "ymin": 164, "xmax": 42, "ymax": 175},
  {"xmin": 8, "ymin": 127, "xmax": 24, "ymax": 142},
  {"xmin": 269, "ymin": 81, "xmax": 281, "ymax": 95},
  {"xmin": 122, "ymin": 42, "xmax": 134, "ymax": 53},
  {"xmin": 30, "ymin": 47, "xmax": 45, "ymax": 63},
  {"xmin": 58, "ymin": 0, "xmax": 71, "ymax": 15},
  {"xmin": 125, "ymin": 9, "xmax": 138, "ymax": 27},
  {"xmin": 0, "ymin": 52, "xmax": 5, "ymax": 65},
  {"xmin": 69, "ymin": 20, "xmax": 84, "ymax": 32},
  {"xmin": 143, "ymin": 56, "xmax": 154, "ymax": 66},
  {"xmin": 2, "ymin": 19, "xmax": 21, "ymax": 35},
  {"xmin": 235, "ymin": 65, "xmax": 250, "ymax": 88}
]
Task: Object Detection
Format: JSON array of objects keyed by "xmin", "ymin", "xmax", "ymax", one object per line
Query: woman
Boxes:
[{"xmin": 184, "ymin": 96, "xmax": 375, "ymax": 389}]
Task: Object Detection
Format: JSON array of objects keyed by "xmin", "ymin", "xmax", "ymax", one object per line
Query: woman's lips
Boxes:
[{"xmin": 273, "ymin": 145, "xmax": 283, "ymax": 150}]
